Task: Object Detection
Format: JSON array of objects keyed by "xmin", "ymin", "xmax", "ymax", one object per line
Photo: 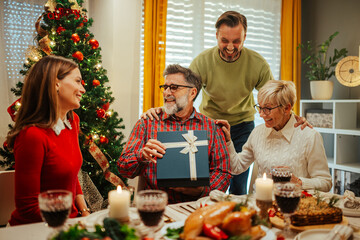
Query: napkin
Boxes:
[
  {"xmin": 343, "ymin": 190, "xmax": 360, "ymax": 209},
  {"xmin": 325, "ymin": 224, "xmax": 353, "ymax": 240}
]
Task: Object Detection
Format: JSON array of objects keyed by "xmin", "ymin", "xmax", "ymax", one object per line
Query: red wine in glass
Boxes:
[
  {"xmin": 275, "ymin": 195, "xmax": 300, "ymax": 213},
  {"xmin": 271, "ymin": 166, "xmax": 292, "ymax": 183},
  {"xmin": 138, "ymin": 207, "xmax": 165, "ymax": 226},
  {"xmin": 38, "ymin": 189, "xmax": 73, "ymax": 237}
]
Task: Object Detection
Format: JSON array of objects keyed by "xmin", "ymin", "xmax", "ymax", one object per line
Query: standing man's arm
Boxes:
[{"xmin": 204, "ymin": 125, "xmax": 232, "ymax": 196}]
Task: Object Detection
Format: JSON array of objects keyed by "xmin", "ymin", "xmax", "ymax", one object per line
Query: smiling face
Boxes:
[
  {"xmin": 259, "ymin": 101, "xmax": 291, "ymax": 131},
  {"xmin": 216, "ymin": 23, "xmax": 246, "ymax": 62},
  {"xmin": 163, "ymin": 73, "xmax": 196, "ymax": 119},
  {"xmin": 56, "ymin": 68, "xmax": 85, "ymax": 118}
]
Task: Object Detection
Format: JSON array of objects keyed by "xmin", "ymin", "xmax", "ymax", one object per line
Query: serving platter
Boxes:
[{"xmin": 270, "ymin": 215, "xmax": 349, "ymax": 232}]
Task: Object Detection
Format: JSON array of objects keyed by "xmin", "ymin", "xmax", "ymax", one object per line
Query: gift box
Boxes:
[
  {"xmin": 305, "ymin": 109, "xmax": 333, "ymax": 128},
  {"xmin": 156, "ymin": 130, "xmax": 210, "ymax": 187}
]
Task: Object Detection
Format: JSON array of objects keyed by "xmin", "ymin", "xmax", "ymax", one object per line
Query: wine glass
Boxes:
[
  {"xmin": 274, "ymin": 182, "xmax": 301, "ymax": 239},
  {"xmin": 136, "ymin": 190, "xmax": 168, "ymax": 239},
  {"xmin": 271, "ymin": 166, "xmax": 292, "ymax": 183},
  {"xmin": 38, "ymin": 190, "xmax": 72, "ymax": 238}
]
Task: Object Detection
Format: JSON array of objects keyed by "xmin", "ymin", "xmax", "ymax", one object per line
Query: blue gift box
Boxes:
[{"xmin": 156, "ymin": 130, "xmax": 210, "ymax": 187}]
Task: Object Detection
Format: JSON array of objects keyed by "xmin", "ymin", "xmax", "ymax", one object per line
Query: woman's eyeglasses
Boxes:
[
  {"xmin": 159, "ymin": 84, "xmax": 193, "ymax": 92},
  {"xmin": 254, "ymin": 104, "xmax": 282, "ymax": 115}
]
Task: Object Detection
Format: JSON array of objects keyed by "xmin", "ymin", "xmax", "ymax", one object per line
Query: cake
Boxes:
[{"xmin": 274, "ymin": 195, "xmax": 343, "ymax": 226}]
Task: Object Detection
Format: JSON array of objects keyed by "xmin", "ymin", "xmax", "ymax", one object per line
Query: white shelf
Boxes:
[{"xmin": 300, "ymin": 99, "xmax": 360, "ymax": 193}]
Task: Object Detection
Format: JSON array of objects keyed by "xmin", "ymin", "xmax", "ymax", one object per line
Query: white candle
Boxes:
[
  {"xmin": 255, "ymin": 173, "xmax": 273, "ymax": 201},
  {"xmin": 108, "ymin": 186, "xmax": 130, "ymax": 219}
]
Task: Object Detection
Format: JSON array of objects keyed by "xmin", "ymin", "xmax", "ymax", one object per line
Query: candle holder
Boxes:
[{"xmin": 256, "ymin": 199, "xmax": 273, "ymax": 220}]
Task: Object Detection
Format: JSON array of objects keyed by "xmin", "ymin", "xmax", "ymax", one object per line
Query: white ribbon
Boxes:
[{"xmin": 162, "ymin": 130, "xmax": 208, "ymax": 181}]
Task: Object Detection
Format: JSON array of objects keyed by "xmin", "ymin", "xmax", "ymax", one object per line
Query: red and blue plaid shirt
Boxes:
[{"xmin": 117, "ymin": 109, "xmax": 231, "ymax": 203}]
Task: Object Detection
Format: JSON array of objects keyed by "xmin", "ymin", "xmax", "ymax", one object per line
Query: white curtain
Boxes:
[
  {"xmin": 0, "ymin": 0, "xmax": 44, "ymax": 161},
  {"xmin": 164, "ymin": 0, "xmax": 281, "ymax": 123}
]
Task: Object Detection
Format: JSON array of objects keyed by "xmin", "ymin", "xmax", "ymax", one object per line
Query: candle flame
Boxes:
[
  {"xmin": 263, "ymin": 173, "xmax": 267, "ymax": 179},
  {"xmin": 117, "ymin": 185, "xmax": 122, "ymax": 193}
]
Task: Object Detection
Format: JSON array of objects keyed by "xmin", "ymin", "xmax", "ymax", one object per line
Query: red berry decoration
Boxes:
[
  {"xmin": 71, "ymin": 33, "xmax": 80, "ymax": 43},
  {"xmin": 102, "ymin": 102, "xmax": 110, "ymax": 111},
  {"xmin": 3, "ymin": 141, "xmax": 8, "ymax": 150},
  {"xmin": 81, "ymin": 80, "xmax": 85, "ymax": 86},
  {"xmin": 78, "ymin": 22, "xmax": 84, "ymax": 28},
  {"xmin": 92, "ymin": 79, "xmax": 100, "ymax": 87},
  {"xmin": 85, "ymin": 33, "xmax": 90, "ymax": 38},
  {"xmin": 96, "ymin": 108, "xmax": 105, "ymax": 118},
  {"xmin": 99, "ymin": 136, "xmax": 109, "ymax": 144},
  {"xmin": 56, "ymin": 26, "xmax": 66, "ymax": 34},
  {"xmin": 72, "ymin": 51, "xmax": 84, "ymax": 61},
  {"xmin": 89, "ymin": 39, "xmax": 99, "ymax": 49}
]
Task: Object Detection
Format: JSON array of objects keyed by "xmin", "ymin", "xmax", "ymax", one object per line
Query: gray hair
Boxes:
[
  {"xmin": 163, "ymin": 64, "xmax": 202, "ymax": 100},
  {"xmin": 258, "ymin": 80, "xmax": 297, "ymax": 107}
]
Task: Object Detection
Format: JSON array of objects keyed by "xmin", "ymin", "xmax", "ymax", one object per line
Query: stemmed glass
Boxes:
[
  {"xmin": 136, "ymin": 190, "xmax": 168, "ymax": 239},
  {"xmin": 38, "ymin": 190, "xmax": 72, "ymax": 239},
  {"xmin": 271, "ymin": 166, "xmax": 292, "ymax": 183},
  {"xmin": 273, "ymin": 182, "xmax": 301, "ymax": 239}
]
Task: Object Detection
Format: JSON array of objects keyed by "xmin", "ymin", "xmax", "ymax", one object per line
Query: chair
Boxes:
[{"xmin": 0, "ymin": 170, "xmax": 15, "ymax": 226}]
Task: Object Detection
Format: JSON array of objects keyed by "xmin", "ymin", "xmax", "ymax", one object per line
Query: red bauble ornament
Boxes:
[
  {"xmin": 85, "ymin": 33, "xmax": 90, "ymax": 38},
  {"xmin": 56, "ymin": 26, "xmax": 66, "ymax": 34},
  {"xmin": 3, "ymin": 141, "xmax": 8, "ymax": 150},
  {"xmin": 72, "ymin": 51, "xmax": 84, "ymax": 61},
  {"xmin": 89, "ymin": 39, "xmax": 99, "ymax": 49},
  {"xmin": 78, "ymin": 22, "xmax": 84, "ymax": 28},
  {"xmin": 92, "ymin": 79, "xmax": 100, "ymax": 87},
  {"xmin": 71, "ymin": 33, "xmax": 80, "ymax": 43},
  {"xmin": 81, "ymin": 80, "xmax": 85, "ymax": 86},
  {"xmin": 97, "ymin": 108, "xmax": 105, "ymax": 118},
  {"xmin": 99, "ymin": 136, "xmax": 109, "ymax": 144},
  {"xmin": 102, "ymin": 102, "xmax": 110, "ymax": 111}
]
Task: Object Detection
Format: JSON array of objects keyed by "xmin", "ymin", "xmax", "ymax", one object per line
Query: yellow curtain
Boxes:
[
  {"xmin": 143, "ymin": 0, "xmax": 167, "ymax": 112},
  {"xmin": 281, "ymin": 0, "xmax": 301, "ymax": 114}
]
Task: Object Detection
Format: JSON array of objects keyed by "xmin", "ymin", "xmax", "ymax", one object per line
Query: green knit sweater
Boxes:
[{"xmin": 190, "ymin": 46, "xmax": 273, "ymax": 126}]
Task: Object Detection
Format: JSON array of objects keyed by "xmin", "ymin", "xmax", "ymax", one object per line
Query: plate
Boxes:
[
  {"xmin": 270, "ymin": 216, "xmax": 348, "ymax": 232},
  {"xmin": 160, "ymin": 221, "xmax": 275, "ymax": 240},
  {"xmin": 339, "ymin": 198, "xmax": 360, "ymax": 217},
  {"xmin": 294, "ymin": 229, "xmax": 331, "ymax": 240},
  {"xmin": 195, "ymin": 195, "xmax": 255, "ymax": 209}
]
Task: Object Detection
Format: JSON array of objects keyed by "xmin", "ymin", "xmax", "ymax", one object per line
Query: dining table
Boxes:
[{"xmin": 2, "ymin": 194, "xmax": 360, "ymax": 240}]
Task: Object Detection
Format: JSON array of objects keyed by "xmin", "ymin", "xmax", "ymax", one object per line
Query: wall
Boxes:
[
  {"xmin": 88, "ymin": 0, "xmax": 142, "ymax": 140},
  {"xmin": 301, "ymin": 0, "xmax": 360, "ymax": 100}
]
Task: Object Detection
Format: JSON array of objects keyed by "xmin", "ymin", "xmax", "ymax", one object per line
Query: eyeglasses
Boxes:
[
  {"xmin": 159, "ymin": 84, "xmax": 193, "ymax": 93},
  {"xmin": 254, "ymin": 104, "xmax": 282, "ymax": 115}
]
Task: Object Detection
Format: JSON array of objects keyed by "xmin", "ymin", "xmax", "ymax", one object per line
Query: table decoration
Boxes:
[
  {"xmin": 108, "ymin": 185, "xmax": 130, "ymax": 223},
  {"xmin": 255, "ymin": 173, "xmax": 273, "ymax": 219}
]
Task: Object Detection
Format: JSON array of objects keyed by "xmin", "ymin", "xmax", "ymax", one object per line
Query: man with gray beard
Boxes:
[{"xmin": 117, "ymin": 64, "xmax": 231, "ymax": 203}]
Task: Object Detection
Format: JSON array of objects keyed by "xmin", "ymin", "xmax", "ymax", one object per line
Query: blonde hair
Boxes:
[
  {"xmin": 257, "ymin": 80, "xmax": 297, "ymax": 107},
  {"xmin": 7, "ymin": 55, "xmax": 78, "ymax": 149}
]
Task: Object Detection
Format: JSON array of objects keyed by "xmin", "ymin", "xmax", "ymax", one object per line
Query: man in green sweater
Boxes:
[{"xmin": 189, "ymin": 11, "xmax": 273, "ymax": 195}]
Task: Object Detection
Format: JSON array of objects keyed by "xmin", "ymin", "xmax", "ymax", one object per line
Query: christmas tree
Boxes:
[{"xmin": 0, "ymin": 0, "xmax": 126, "ymax": 199}]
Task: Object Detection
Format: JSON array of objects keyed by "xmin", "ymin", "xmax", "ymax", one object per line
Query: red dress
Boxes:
[{"xmin": 9, "ymin": 113, "xmax": 83, "ymax": 226}]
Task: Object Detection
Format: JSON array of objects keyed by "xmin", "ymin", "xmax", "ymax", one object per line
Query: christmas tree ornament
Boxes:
[
  {"xmin": 72, "ymin": 51, "xmax": 84, "ymax": 61},
  {"xmin": 71, "ymin": 33, "xmax": 80, "ymax": 43},
  {"xmin": 96, "ymin": 108, "xmax": 106, "ymax": 118},
  {"xmin": 92, "ymin": 79, "xmax": 100, "ymax": 86},
  {"xmin": 39, "ymin": 35, "xmax": 52, "ymax": 55},
  {"xmin": 45, "ymin": 0, "xmax": 57, "ymax": 12},
  {"xmin": 78, "ymin": 22, "xmax": 84, "ymax": 28},
  {"xmin": 85, "ymin": 33, "xmax": 90, "ymax": 38},
  {"xmin": 56, "ymin": 26, "xmax": 66, "ymax": 34},
  {"xmin": 81, "ymin": 80, "xmax": 85, "ymax": 86},
  {"xmin": 102, "ymin": 102, "xmax": 110, "ymax": 111},
  {"xmin": 89, "ymin": 39, "xmax": 99, "ymax": 49},
  {"xmin": 69, "ymin": 0, "xmax": 82, "ymax": 11},
  {"xmin": 100, "ymin": 136, "xmax": 109, "ymax": 144},
  {"xmin": 3, "ymin": 141, "xmax": 8, "ymax": 150}
]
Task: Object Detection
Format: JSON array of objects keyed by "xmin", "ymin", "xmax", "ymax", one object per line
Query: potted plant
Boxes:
[{"xmin": 298, "ymin": 31, "xmax": 348, "ymax": 100}]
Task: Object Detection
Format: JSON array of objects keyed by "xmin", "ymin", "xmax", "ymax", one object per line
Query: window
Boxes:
[
  {"xmin": 140, "ymin": 0, "xmax": 281, "ymax": 127},
  {"xmin": 0, "ymin": 0, "xmax": 44, "ymax": 103}
]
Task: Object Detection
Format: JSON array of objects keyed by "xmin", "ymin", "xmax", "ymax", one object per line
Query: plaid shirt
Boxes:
[{"xmin": 117, "ymin": 109, "xmax": 231, "ymax": 203}]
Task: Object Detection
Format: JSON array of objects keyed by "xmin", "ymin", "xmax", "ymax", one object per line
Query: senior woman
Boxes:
[{"xmin": 218, "ymin": 80, "xmax": 332, "ymax": 192}]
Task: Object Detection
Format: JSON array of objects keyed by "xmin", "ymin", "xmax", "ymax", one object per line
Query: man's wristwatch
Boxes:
[{"xmin": 78, "ymin": 207, "xmax": 91, "ymax": 215}]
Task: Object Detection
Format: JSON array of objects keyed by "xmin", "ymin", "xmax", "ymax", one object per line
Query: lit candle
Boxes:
[
  {"xmin": 255, "ymin": 173, "xmax": 274, "ymax": 201},
  {"xmin": 108, "ymin": 186, "xmax": 130, "ymax": 221}
]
